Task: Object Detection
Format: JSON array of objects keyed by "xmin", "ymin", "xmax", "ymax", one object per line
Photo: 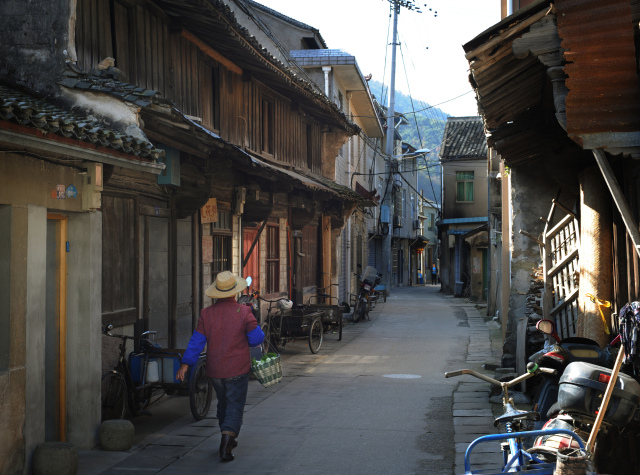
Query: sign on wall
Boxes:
[{"xmin": 201, "ymin": 198, "xmax": 218, "ymax": 224}]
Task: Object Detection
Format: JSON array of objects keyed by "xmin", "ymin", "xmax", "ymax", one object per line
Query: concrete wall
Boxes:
[
  {"xmin": 0, "ymin": 205, "xmax": 27, "ymax": 475},
  {"xmin": 0, "ymin": 0, "xmax": 71, "ymax": 95},
  {"xmin": 504, "ymin": 161, "xmax": 568, "ymax": 360},
  {"xmin": 441, "ymin": 159, "xmax": 488, "ymax": 220},
  {"xmin": 24, "ymin": 205, "xmax": 47, "ymax": 473},
  {"xmin": 66, "ymin": 211, "xmax": 102, "ymax": 449},
  {"xmin": 0, "ymin": 155, "xmax": 102, "ymax": 473}
]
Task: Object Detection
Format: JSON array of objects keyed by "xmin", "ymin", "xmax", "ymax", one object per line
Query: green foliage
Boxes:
[{"xmin": 368, "ymin": 79, "xmax": 448, "ymax": 203}]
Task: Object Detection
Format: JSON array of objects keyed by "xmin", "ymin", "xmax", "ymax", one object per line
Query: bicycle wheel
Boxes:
[
  {"xmin": 101, "ymin": 372, "xmax": 127, "ymax": 421},
  {"xmin": 189, "ymin": 359, "xmax": 213, "ymax": 421},
  {"xmin": 308, "ymin": 317, "xmax": 323, "ymax": 354}
]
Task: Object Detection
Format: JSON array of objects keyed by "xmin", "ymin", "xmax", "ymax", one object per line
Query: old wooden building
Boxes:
[{"xmin": 0, "ymin": 0, "xmax": 362, "ymax": 472}]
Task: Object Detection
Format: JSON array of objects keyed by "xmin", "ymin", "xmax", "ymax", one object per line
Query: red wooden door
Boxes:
[{"xmin": 243, "ymin": 228, "xmax": 260, "ymax": 294}]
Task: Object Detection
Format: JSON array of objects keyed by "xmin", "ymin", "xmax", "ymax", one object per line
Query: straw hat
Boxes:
[{"xmin": 205, "ymin": 271, "xmax": 248, "ymax": 299}]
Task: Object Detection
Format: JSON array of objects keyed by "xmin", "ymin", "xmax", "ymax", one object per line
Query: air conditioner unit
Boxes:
[{"xmin": 413, "ymin": 220, "xmax": 421, "ymax": 230}]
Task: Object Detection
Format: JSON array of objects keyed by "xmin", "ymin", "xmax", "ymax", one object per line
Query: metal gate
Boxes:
[{"xmin": 542, "ymin": 201, "xmax": 581, "ymax": 339}]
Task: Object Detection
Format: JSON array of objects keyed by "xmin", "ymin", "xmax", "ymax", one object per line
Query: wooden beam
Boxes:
[
  {"xmin": 593, "ymin": 149, "xmax": 640, "ymax": 257},
  {"xmin": 181, "ymin": 30, "xmax": 243, "ymax": 75}
]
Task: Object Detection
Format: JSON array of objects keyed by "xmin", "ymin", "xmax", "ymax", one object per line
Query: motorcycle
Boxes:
[
  {"xmin": 530, "ymin": 320, "xmax": 640, "ymax": 473},
  {"xmin": 353, "ymin": 266, "xmax": 382, "ymax": 323},
  {"xmin": 529, "ymin": 319, "xmax": 617, "ymax": 429}
]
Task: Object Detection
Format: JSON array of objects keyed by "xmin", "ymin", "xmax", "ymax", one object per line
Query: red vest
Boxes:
[{"xmin": 196, "ymin": 298, "xmax": 258, "ymax": 379}]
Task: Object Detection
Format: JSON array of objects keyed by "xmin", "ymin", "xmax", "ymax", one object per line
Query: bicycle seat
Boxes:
[{"xmin": 494, "ymin": 406, "xmax": 540, "ymax": 427}]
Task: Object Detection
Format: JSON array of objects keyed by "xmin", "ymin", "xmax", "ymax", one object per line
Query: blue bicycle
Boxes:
[{"xmin": 446, "ymin": 363, "xmax": 591, "ymax": 474}]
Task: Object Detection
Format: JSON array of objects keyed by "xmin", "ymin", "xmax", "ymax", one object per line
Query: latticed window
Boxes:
[
  {"xmin": 456, "ymin": 171, "xmax": 474, "ymax": 202},
  {"xmin": 266, "ymin": 224, "xmax": 279, "ymax": 295},
  {"xmin": 210, "ymin": 210, "xmax": 231, "ymax": 283}
]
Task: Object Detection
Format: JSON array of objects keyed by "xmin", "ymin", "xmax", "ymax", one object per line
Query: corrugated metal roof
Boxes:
[
  {"xmin": 0, "ymin": 84, "xmax": 164, "ymax": 162},
  {"xmin": 439, "ymin": 117, "xmax": 487, "ymax": 160},
  {"xmin": 556, "ymin": 0, "xmax": 640, "ymax": 136}
]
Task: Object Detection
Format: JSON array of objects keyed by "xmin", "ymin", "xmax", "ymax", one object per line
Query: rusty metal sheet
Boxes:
[{"xmin": 556, "ymin": 0, "xmax": 640, "ymax": 135}]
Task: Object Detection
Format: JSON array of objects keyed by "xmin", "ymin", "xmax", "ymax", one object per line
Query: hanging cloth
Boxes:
[
  {"xmin": 618, "ymin": 301, "xmax": 640, "ymax": 371},
  {"xmin": 585, "ymin": 293, "xmax": 611, "ymax": 335}
]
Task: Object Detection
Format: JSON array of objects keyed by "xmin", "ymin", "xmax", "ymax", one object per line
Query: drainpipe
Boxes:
[{"xmin": 322, "ymin": 67, "xmax": 332, "ymax": 98}]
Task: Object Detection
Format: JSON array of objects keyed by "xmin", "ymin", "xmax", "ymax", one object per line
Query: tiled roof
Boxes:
[
  {"xmin": 439, "ymin": 116, "xmax": 487, "ymax": 160},
  {"xmin": 58, "ymin": 64, "xmax": 170, "ymax": 108},
  {"xmin": 0, "ymin": 84, "xmax": 164, "ymax": 161},
  {"xmin": 290, "ymin": 49, "xmax": 357, "ymax": 66}
]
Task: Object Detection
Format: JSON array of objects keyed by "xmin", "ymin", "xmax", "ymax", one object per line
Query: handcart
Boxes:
[{"xmin": 259, "ymin": 285, "xmax": 343, "ymax": 354}]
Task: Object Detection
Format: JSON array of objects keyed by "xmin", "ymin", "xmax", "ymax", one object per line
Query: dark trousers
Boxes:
[
  {"xmin": 211, "ymin": 373, "xmax": 249, "ymax": 436},
  {"xmin": 431, "ymin": 274, "xmax": 437, "ymax": 284}
]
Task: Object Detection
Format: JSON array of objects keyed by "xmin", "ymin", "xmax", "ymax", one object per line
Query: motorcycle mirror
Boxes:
[
  {"xmin": 536, "ymin": 319, "xmax": 562, "ymax": 342},
  {"xmin": 245, "ymin": 276, "xmax": 252, "ymax": 287}
]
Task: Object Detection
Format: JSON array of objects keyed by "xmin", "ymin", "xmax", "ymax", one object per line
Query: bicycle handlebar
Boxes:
[{"xmin": 445, "ymin": 364, "xmax": 557, "ymax": 388}]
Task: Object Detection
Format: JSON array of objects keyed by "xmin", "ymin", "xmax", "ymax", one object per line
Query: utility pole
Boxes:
[
  {"xmin": 381, "ymin": 0, "xmax": 428, "ymax": 293},
  {"xmin": 381, "ymin": 1, "xmax": 399, "ymax": 294}
]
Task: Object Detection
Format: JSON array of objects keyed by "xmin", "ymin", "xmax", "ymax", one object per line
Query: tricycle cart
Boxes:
[
  {"xmin": 101, "ymin": 325, "xmax": 213, "ymax": 422},
  {"xmin": 259, "ymin": 286, "xmax": 343, "ymax": 354}
]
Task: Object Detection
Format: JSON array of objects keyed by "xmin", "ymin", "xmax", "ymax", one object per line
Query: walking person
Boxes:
[
  {"xmin": 176, "ymin": 271, "xmax": 264, "ymax": 462},
  {"xmin": 431, "ymin": 263, "xmax": 438, "ymax": 285}
]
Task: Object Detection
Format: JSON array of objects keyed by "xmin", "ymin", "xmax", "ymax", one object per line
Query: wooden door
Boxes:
[
  {"xmin": 243, "ymin": 227, "xmax": 260, "ymax": 294},
  {"xmin": 45, "ymin": 215, "xmax": 67, "ymax": 441}
]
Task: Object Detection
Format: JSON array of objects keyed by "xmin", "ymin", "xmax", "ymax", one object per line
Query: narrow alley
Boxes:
[{"xmin": 79, "ymin": 286, "xmax": 501, "ymax": 475}]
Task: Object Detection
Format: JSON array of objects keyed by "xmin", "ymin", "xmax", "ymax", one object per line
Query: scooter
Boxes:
[
  {"xmin": 529, "ymin": 319, "xmax": 617, "ymax": 429},
  {"xmin": 530, "ymin": 320, "xmax": 640, "ymax": 473}
]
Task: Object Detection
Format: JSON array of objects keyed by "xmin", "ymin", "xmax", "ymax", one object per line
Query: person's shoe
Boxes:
[{"xmin": 220, "ymin": 434, "xmax": 235, "ymax": 462}]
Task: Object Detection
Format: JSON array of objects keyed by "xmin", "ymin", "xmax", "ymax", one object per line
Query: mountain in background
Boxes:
[{"xmin": 368, "ymin": 79, "xmax": 448, "ymax": 204}]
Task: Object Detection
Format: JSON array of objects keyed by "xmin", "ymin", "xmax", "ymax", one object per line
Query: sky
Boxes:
[{"xmin": 258, "ymin": 0, "xmax": 501, "ymax": 118}]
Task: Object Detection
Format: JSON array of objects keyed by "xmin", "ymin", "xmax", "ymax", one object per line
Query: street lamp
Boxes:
[{"xmin": 393, "ymin": 148, "xmax": 431, "ymax": 159}]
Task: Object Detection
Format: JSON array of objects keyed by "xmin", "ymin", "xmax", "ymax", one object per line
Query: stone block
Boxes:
[
  {"xmin": 100, "ymin": 419, "xmax": 135, "ymax": 451},
  {"xmin": 33, "ymin": 442, "xmax": 78, "ymax": 475}
]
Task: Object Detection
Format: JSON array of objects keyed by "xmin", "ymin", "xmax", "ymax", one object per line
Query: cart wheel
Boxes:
[
  {"xmin": 189, "ymin": 359, "xmax": 213, "ymax": 421},
  {"xmin": 309, "ymin": 317, "xmax": 323, "ymax": 354},
  {"xmin": 338, "ymin": 314, "xmax": 343, "ymax": 341}
]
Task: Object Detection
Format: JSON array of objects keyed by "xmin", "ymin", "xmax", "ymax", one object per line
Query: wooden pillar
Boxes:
[
  {"xmin": 322, "ymin": 214, "xmax": 332, "ymax": 292},
  {"xmin": 500, "ymin": 161, "xmax": 510, "ymax": 341},
  {"xmin": 578, "ymin": 165, "xmax": 613, "ymax": 347}
]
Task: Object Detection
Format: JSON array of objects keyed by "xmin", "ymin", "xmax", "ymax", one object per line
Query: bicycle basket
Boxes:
[{"xmin": 251, "ymin": 353, "xmax": 282, "ymax": 388}]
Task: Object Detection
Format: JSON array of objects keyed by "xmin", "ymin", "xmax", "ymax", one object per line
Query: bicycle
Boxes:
[
  {"xmin": 445, "ymin": 362, "xmax": 589, "ymax": 474},
  {"xmin": 101, "ymin": 324, "xmax": 212, "ymax": 422}
]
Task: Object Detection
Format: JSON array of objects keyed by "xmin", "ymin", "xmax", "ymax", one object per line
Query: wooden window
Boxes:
[
  {"xmin": 300, "ymin": 225, "xmax": 318, "ymax": 288},
  {"xmin": 210, "ymin": 210, "xmax": 231, "ymax": 283},
  {"xmin": 101, "ymin": 194, "xmax": 137, "ymax": 326},
  {"xmin": 261, "ymin": 97, "xmax": 274, "ymax": 155},
  {"xmin": 266, "ymin": 224, "xmax": 280, "ymax": 295},
  {"xmin": 306, "ymin": 124, "xmax": 313, "ymax": 170},
  {"xmin": 456, "ymin": 171, "xmax": 475, "ymax": 202}
]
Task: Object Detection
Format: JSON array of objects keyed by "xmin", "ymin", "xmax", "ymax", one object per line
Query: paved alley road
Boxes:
[{"xmin": 81, "ymin": 286, "xmax": 500, "ymax": 475}]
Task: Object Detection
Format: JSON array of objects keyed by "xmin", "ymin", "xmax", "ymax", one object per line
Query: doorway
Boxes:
[
  {"xmin": 45, "ymin": 215, "xmax": 67, "ymax": 442},
  {"xmin": 243, "ymin": 227, "xmax": 261, "ymax": 293}
]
